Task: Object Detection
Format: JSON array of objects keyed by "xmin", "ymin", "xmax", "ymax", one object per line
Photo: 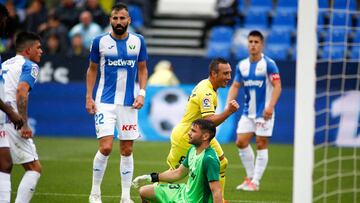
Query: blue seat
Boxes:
[
  {"xmin": 318, "ymin": 0, "xmax": 329, "ymax": 9},
  {"xmin": 350, "ymin": 46, "xmax": 360, "ymax": 59},
  {"xmin": 233, "ymin": 45, "xmax": 248, "ymax": 60},
  {"xmin": 264, "ymin": 45, "xmax": 289, "ymax": 60},
  {"xmin": 276, "ymin": 0, "xmax": 297, "ymax": 14},
  {"xmin": 209, "ymin": 26, "xmax": 234, "ymax": 43},
  {"xmin": 248, "ymin": 0, "xmax": 273, "ymax": 13},
  {"xmin": 352, "ymin": 30, "xmax": 360, "ymax": 43},
  {"xmin": 331, "ymin": 11, "xmax": 352, "ymax": 26},
  {"xmin": 206, "ymin": 42, "xmax": 231, "ymax": 59},
  {"xmin": 320, "ymin": 45, "xmax": 347, "ymax": 60},
  {"xmin": 324, "ymin": 29, "xmax": 349, "ymax": 44},
  {"xmin": 267, "ymin": 29, "xmax": 291, "ymax": 46},
  {"xmin": 244, "ymin": 10, "xmax": 268, "ymax": 29},
  {"xmin": 317, "ymin": 11, "xmax": 326, "ymax": 31},
  {"xmin": 237, "ymin": 0, "xmax": 246, "ymax": 14},
  {"xmin": 333, "ymin": 0, "xmax": 357, "ymax": 11},
  {"xmin": 128, "ymin": 5, "xmax": 144, "ymax": 30},
  {"xmin": 272, "ymin": 11, "xmax": 296, "ymax": 32}
]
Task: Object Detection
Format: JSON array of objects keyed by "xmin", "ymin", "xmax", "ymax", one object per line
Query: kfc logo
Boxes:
[{"xmin": 122, "ymin": 124, "xmax": 137, "ymax": 131}]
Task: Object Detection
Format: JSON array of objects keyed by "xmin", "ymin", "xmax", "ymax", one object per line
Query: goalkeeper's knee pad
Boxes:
[{"xmin": 220, "ymin": 157, "xmax": 228, "ymax": 177}]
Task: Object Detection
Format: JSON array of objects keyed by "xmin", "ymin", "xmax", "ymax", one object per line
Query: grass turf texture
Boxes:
[{"xmin": 11, "ymin": 137, "xmax": 294, "ymax": 203}]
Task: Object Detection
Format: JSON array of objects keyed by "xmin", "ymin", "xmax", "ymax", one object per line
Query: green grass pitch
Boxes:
[{"xmin": 11, "ymin": 137, "xmax": 294, "ymax": 203}]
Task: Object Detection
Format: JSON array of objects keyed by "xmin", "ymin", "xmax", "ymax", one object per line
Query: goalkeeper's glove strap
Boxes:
[{"xmin": 150, "ymin": 173, "xmax": 159, "ymax": 182}]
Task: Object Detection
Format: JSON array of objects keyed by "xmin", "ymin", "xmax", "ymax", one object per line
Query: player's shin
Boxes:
[
  {"xmin": 238, "ymin": 145, "xmax": 255, "ymax": 179},
  {"xmin": 219, "ymin": 157, "xmax": 228, "ymax": 198},
  {"xmin": 91, "ymin": 150, "xmax": 109, "ymax": 196},
  {"xmin": 0, "ymin": 172, "xmax": 11, "ymax": 203},
  {"xmin": 120, "ymin": 154, "xmax": 133, "ymax": 201},
  {"xmin": 252, "ymin": 149, "xmax": 268, "ymax": 186},
  {"xmin": 15, "ymin": 170, "xmax": 40, "ymax": 203}
]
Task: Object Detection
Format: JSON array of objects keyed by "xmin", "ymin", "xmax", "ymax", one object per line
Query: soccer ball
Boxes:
[{"xmin": 149, "ymin": 88, "xmax": 189, "ymax": 138}]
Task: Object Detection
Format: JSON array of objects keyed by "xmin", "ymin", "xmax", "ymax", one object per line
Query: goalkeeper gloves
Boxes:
[{"xmin": 132, "ymin": 173, "xmax": 159, "ymax": 188}]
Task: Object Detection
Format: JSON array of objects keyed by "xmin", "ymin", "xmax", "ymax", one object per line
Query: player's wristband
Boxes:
[
  {"xmin": 150, "ymin": 172, "xmax": 159, "ymax": 182},
  {"xmin": 139, "ymin": 89, "xmax": 146, "ymax": 97}
]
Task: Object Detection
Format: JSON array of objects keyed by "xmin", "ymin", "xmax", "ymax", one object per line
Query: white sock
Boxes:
[
  {"xmin": 0, "ymin": 172, "xmax": 11, "ymax": 203},
  {"xmin": 15, "ymin": 171, "xmax": 41, "ymax": 203},
  {"xmin": 120, "ymin": 154, "xmax": 133, "ymax": 200},
  {"xmin": 252, "ymin": 149, "xmax": 269, "ymax": 185},
  {"xmin": 91, "ymin": 151, "xmax": 109, "ymax": 195},
  {"xmin": 238, "ymin": 145, "xmax": 255, "ymax": 179}
]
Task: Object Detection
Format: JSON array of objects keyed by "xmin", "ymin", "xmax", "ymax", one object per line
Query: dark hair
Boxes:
[
  {"xmin": 111, "ymin": 2, "xmax": 128, "ymax": 12},
  {"xmin": 248, "ymin": 30, "xmax": 264, "ymax": 41},
  {"xmin": 15, "ymin": 31, "xmax": 41, "ymax": 52},
  {"xmin": 209, "ymin": 57, "xmax": 228, "ymax": 75},
  {"xmin": 0, "ymin": 4, "xmax": 9, "ymax": 19},
  {"xmin": 192, "ymin": 119, "xmax": 216, "ymax": 141}
]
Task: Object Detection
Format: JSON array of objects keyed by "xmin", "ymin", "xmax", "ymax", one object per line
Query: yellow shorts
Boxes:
[{"xmin": 166, "ymin": 124, "xmax": 224, "ymax": 169}]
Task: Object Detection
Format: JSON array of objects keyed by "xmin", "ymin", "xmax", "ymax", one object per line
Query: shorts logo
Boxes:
[
  {"xmin": 122, "ymin": 124, "xmax": 137, "ymax": 131},
  {"xmin": 0, "ymin": 130, "xmax": 5, "ymax": 137},
  {"xmin": 202, "ymin": 97, "xmax": 211, "ymax": 109}
]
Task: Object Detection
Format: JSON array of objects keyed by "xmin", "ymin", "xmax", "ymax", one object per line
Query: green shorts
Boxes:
[{"xmin": 152, "ymin": 183, "xmax": 186, "ymax": 203}]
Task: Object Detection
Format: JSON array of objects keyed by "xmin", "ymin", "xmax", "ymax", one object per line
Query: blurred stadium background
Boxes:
[{"xmin": 1, "ymin": 0, "xmax": 359, "ymax": 202}]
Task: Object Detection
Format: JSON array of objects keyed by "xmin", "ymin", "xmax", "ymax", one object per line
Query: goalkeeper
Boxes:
[{"xmin": 132, "ymin": 119, "xmax": 222, "ymax": 203}]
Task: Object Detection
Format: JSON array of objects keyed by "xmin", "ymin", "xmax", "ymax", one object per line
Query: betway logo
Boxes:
[
  {"xmin": 244, "ymin": 80, "xmax": 264, "ymax": 88},
  {"xmin": 107, "ymin": 59, "xmax": 136, "ymax": 68}
]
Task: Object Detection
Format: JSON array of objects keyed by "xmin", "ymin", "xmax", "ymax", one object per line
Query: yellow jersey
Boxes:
[{"xmin": 172, "ymin": 79, "xmax": 217, "ymax": 146}]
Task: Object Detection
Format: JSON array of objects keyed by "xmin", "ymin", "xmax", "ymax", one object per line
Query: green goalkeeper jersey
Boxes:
[{"xmin": 182, "ymin": 146, "xmax": 220, "ymax": 203}]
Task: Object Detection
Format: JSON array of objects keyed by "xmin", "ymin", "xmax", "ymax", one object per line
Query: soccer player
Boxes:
[
  {"xmin": 0, "ymin": 4, "xmax": 25, "ymax": 203},
  {"xmin": 133, "ymin": 119, "xmax": 223, "ymax": 203},
  {"xmin": 227, "ymin": 30, "xmax": 282, "ymax": 191},
  {"xmin": 85, "ymin": 3, "xmax": 148, "ymax": 203},
  {"xmin": 2, "ymin": 31, "xmax": 42, "ymax": 203},
  {"xmin": 166, "ymin": 58, "xmax": 239, "ymax": 199}
]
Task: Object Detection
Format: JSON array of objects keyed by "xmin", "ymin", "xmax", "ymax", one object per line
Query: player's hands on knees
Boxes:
[
  {"xmin": 20, "ymin": 125, "xmax": 32, "ymax": 139},
  {"xmin": 8, "ymin": 111, "xmax": 24, "ymax": 130},
  {"xmin": 226, "ymin": 100, "xmax": 239, "ymax": 113},
  {"xmin": 132, "ymin": 95, "xmax": 144, "ymax": 109},
  {"xmin": 86, "ymin": 97, "xmax": 97, "ymax": 114},
  {"xmin": 132, "ymin": 174, "xmax": 151, "ymax": 188},
  {"xmin": 263, "ymin": 106, "xmax": 274, "ymax": 120}
]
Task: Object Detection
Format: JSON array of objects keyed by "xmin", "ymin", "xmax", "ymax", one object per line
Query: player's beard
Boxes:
[{"xmin": 112, "ymin": 23, "xmax": 128, "ymax": 36}]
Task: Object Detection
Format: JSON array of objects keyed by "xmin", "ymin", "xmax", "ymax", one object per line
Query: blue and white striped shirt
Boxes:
[{"xmin": 89, "ymin": 32, "xmax": 148, "ymax": 106}]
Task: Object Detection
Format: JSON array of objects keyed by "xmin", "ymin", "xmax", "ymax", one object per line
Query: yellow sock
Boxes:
[{"xmin": 220, "ymin": 157, "xmax": 228, "ymax": 200}]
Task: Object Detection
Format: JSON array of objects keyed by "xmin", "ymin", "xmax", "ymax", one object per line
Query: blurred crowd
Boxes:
[{"xmin": 0, "ymin": 0, "xmax": 156, "ymax": 56}]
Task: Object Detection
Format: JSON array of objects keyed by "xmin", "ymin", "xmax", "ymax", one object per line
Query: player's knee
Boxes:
[
  {"xmin": 220, "ymin": 157, "xmax": 228, "ymax": 174},
  {"xmin": 24, "ymin": 161, "xmax": 42, "ymax": 174},
  {"xmin": 256, "ymin": 137, "xmax": 268, "ymax": 149},
  {"xmin": 100, "ymin": 145, "xmax": 112, "ymax": 156},
  {"xmin": 236, "ymin": 138, "xmax": 248, "ymax": 149},
  {"xmin": 120, "ymin": 147, "xmax": 133, "ymax": 156},
  {"xmin": 0, "ymin": 158, "xmax": 12, "ymax": 173},
  {"xmin": 139, "ymin": 185, "xmax": 153, "ymax": 200}
]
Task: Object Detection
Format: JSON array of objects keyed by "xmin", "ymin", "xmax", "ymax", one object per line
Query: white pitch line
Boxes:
[
  {"xmin": 39, "ymin": 157, "xmax": 294, "ymax": 171},
  {"xmin": 30, "ymin": 192, "xmax": 289, "ymax": 203}
]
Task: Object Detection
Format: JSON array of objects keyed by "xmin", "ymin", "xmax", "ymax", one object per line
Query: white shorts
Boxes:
[
  {"xmin": 5, "ymin": 123, "xmax": 39, "ymax": 164},
  {"xmin": 0, "ymin": 124, "xmax": 9, "ymax": 148},
  {"xmin": 95, "ymin": 103, "xmax": 139, "ymax": 140},
  {"xmin": 236, "ymin": 115, "xmax": 275, "ymax": 137}
]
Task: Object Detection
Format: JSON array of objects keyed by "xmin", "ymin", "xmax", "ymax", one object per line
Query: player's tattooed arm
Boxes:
[{"xmin": 16, "ymin": 82, "xmax": 32, "ymax": 138}]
